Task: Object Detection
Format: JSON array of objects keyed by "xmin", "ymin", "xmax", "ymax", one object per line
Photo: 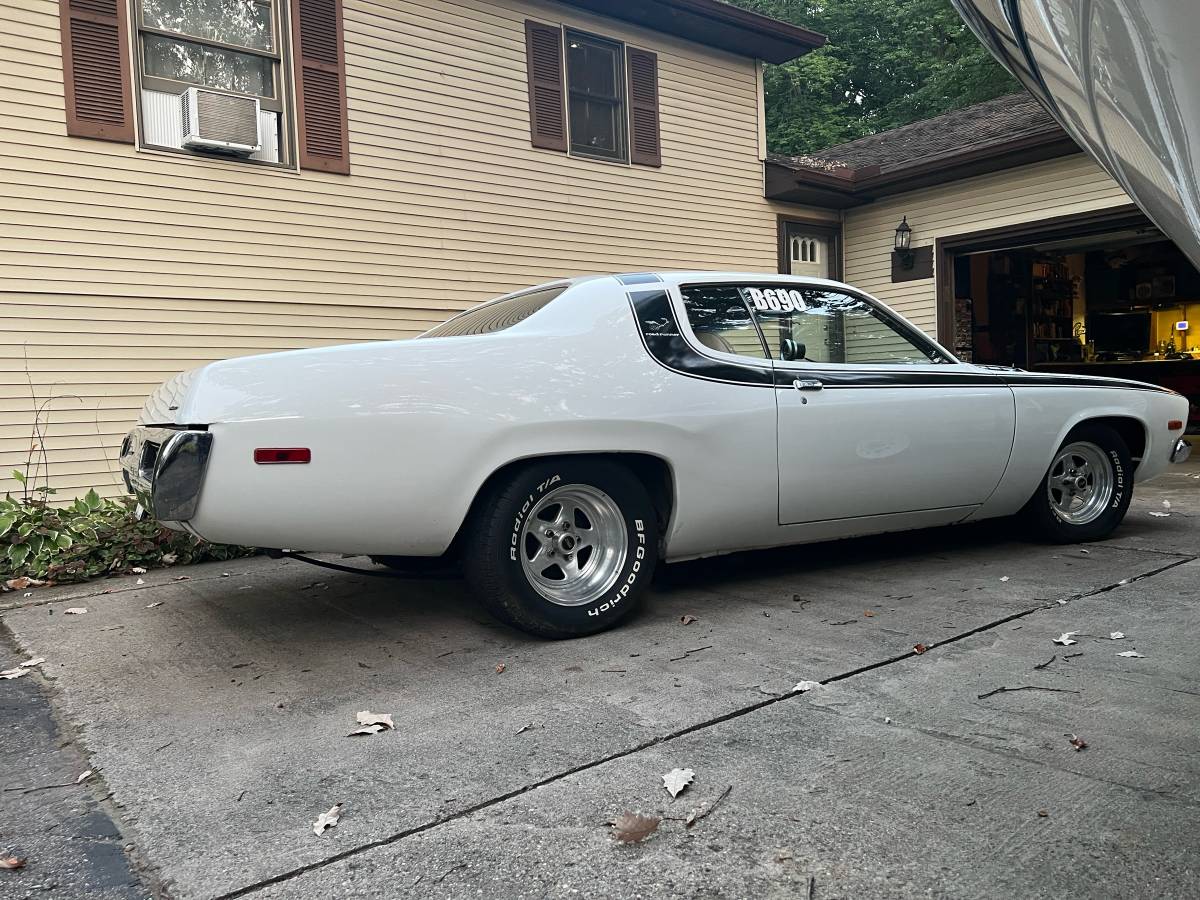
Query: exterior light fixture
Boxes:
[{"xmin": 893, "ymin": 216, "xmax": 914, "ymax": 269}]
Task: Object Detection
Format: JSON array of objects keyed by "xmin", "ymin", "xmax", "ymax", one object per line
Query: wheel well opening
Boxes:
[
  {"xmin": 451, "ymin": 452, "xmax": 675, "ymax": 556},
  {"xmin": 1072, "ymin": 416, "xmax": 1147, "ymax": 466}
]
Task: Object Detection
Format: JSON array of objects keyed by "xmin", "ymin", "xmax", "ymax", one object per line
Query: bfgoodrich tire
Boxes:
[
  {"xmin": 462, "ymin": 458, "xmax": 659, "ymax": 638},
  {"xmin": 1022, "ymin": 423, "xmax": 1133, "ymax": 543}
]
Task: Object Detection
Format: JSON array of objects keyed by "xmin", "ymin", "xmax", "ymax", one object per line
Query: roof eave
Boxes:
[
  {"xmin": 558, "ymin": 0, "xmax": 826, "ymax": 63},
  {"xmin": 766, "ymin": 131, "xmax": 1080, "ymax": 207}
]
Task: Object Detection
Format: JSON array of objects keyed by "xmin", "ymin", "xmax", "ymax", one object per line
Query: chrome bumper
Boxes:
[
  {"xmin": 1171, "ymin": 438, "xmax": 1192, "ymax": 464},
  {"xmin": 119, "ymin": 427, "xmax": 212, "ymax": 523}
]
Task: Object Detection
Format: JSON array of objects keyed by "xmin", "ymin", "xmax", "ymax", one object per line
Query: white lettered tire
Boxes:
[
  {"xmin": 1022, "ymin": 423, "xmax": 1133, "ymax": 542},
  {"xmin": 463, "ymin": 458, "xmax": 659, "ymax": 638}
]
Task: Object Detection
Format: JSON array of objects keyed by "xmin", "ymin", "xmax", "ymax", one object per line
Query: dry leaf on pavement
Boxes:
[
  {"xmin": 312, "ymin": 804, "xmax": 342, "ymax": 835},
  {"xmin": 1066, "ymin": 734, "xmax": 1088, "ymax": 751},
  {"xmin": 1000, "ymin": 576, "xmax": 1010, "ymax": 582},
  {"xmin": 1053, "ymin": 632, "xmax": 1078, "ymax": 646},
  {"xmin": 76, "ymin": 769, "xmax": 93, "ymax": 783},
  {"xmin": 355, "ymin": 711, "xmax": 394, "ymax": 730},
  {"xmin": 0, "ymin": 857, "xmax": 26, "ymax": 870},
  {"xmin": 1148, "ymin": 511, "xmax": 1170, "ymax": 517},
  {"xmin": 64, "ymin": 608, "xmax": 87, "ymax": 615},
  {"xmin": 680, "ymin": 614, "xmax": 698, "ymax": 625},
  {"xmin": 913, "ymin": 643, "xmax": 929, "ymax": 654},
  {"xmin": 146, "ymin": 602, "xmax": 163, "ymax": 609},
  {"xmin": 1116, "ymin": 650, "xmax": 1145, "ymax": 658},
  {"xmin": 347, "ymin": 723, "xmax": 387, "ymax": 737},
  {"xmin": 792, "ymin": 680, "xmax": 821, "ymax": 693},
  {"xmin": 863, "ymin": 610, "xmax": 875, "ymax": 617},
  {"xmin": 495, "ymin": 663, "xmax": 506, "ymax": 674},
  {"xmin": 0, "ymin": 667, "xmax": 30, "ymax": 680},
  {"xmin": 610, "ymin": 811, "xmax": 660, "ymax": 844},
  {"xmin": 1109, "ymin": 632, "xmax": 1125, "ymax": 640},
  {"xmin": 662, "ymin": 768, "xmax": 695, "ymax": 799},
  {"xmin": 131, "ymin": 567, "xmax": 147, "ymax": 574}
]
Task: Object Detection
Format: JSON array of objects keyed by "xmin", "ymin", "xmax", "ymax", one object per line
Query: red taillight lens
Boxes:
[
  {"xmin": 1168, "ymin": 420, "xmax": 1184, "ymax": 431},
  {"xmin": 254, "ymin": 448, "xmax": 311, "ymax": 464}
]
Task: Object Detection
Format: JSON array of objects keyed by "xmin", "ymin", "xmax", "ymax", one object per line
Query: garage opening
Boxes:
[{"xmin": 941, "ymin": 209, "xmax": 1200, "ymax": 431}]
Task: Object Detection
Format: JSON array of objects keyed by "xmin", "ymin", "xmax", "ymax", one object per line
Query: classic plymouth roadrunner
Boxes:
[{"xmin": 120, "ymin": 273, "xmax": 1191, "ymax": 637}]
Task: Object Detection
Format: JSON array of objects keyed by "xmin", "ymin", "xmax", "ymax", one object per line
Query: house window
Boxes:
[
  {"xmin": 134, "ymin": 0, "xmax": 289, "ymax": 164},
  {"xmin": 565, "ymin": 30, "xmax": 626, "ymax": 162}
]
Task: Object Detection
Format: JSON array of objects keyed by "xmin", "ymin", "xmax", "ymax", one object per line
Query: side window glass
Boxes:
[
  {"xmin": 743, "ymin": 287, "xmax": 944, "ymax": 365},
  {"xmin": 679, "ymin": 285, "xmax": 768, "ymax": 359}
]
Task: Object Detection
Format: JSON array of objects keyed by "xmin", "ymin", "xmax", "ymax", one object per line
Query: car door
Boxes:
[{"xmin": 745, "ymin": 283, "xmax": 1017, "ymax": 525}]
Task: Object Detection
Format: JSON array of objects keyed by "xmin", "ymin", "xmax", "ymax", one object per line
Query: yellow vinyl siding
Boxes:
[
  {"xmin": 842, "ymin": 153, "xmax": 1132, "ymax": 336},
  {"xmin": 0, "ymin": 0, "xmax": 828, "ymax": 498}
]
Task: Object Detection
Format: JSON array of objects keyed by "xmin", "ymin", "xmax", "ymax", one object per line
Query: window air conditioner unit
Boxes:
[{"xmin": 180, "ymin": 87, "xmax": 261, "ymax": 155}]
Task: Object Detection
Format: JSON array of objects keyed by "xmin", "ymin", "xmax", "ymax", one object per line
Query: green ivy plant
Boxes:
[{"xmin": 2, "ymin": 469, "xmax": 254, "ymax": 584}]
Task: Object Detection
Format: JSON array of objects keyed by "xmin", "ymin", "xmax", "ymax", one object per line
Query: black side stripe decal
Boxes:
[
  {"xmin": 628, "ymin": 289, "xmax": 1171, "ymax": 394},
  {"xmin": 629, "ymin": 289, "xmax": 773, "ymax": 386}
]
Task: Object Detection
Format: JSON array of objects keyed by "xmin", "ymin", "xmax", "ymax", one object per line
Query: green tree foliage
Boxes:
[{"xmin": 732, "ymin": 0, "xmax": 1021, "ymax": 155}]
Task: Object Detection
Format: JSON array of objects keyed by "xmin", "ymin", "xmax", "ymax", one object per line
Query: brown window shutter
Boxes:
[
  {"xmin": 292, "ymin": 0, "xmax": 350, "ymax": 174},
  {"xmin": 58, "ymin": 0, "xmax": 134, "ymax": 143},
  {"xmin": 525, "ymin": 20, "xmax": 567, "ymax": 152},
  {"xmin": 627, "ymin": 48, "xmax": 661, "ymax": 167}
]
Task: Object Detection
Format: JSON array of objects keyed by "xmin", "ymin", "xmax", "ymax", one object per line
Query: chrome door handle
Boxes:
[{"xmin": 792, "ymin": 379, "xmax": 823, "ymax": 391}]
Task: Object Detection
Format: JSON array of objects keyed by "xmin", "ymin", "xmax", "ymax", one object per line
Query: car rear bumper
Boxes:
[
  {"xmin": 119, "ymin": 427, "xmax": 212, "ymax": 524},
  {"xmin": 1171, "ymin": 437, "xmax": 1192, "ymax": 464}
]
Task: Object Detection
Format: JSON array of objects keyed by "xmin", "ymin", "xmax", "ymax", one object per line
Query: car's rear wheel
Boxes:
[
  {"xmin": 463, "ymin": 458, "xmax": 659, "ymax": 638},
  {"xmin": 1022, "ymin": 423, "xmax": 1132, "ymax": 542}
]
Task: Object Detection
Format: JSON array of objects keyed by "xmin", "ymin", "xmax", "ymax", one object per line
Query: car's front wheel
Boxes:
[
  {"xmin": 1022, "ymin": 423, "xmax": 1133, "ymax": 542},
  {"xmin": 462, "ymin": 458, "xmax": 659, "ymax": 638}
]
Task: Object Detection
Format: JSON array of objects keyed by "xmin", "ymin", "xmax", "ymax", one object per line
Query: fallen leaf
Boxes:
[
  {"xmin": 1163, "ymin": 500, "xmax": 1172, "ymax": 511},
  {"xmin": 76, "ymin": 769, "xmax": 93, "ymax": 783},
  {"xmin": 355, "ymin": 711, "xmax": 394, "ymax": 730},
  {"xmin": 347, "ymin": 723, "xmax": 387, "ymax": 737},
  {"xmin": 136, "ymin": 579, "xmax": 145, "ymax": 585},
  {"xmin": 1079, "ymin": 549, "xmax": 1090, "ymax": 554},
  {"xmin": 662, "ymin": 767, "xmax": 695, "ymax": 799},
  {"xmin": 0, "ymin": 667, "xmax": 30, "ymax": 679},
  {"xmin": 1116, "ymin": 650, "xmax": 1145, "ymax": 658},
  {"xmin": 1109, "ymin": 631, "xmax": 1125, "ymax": 640},
  {"xmin": 680, "ymin": 614, "xmax": 698, "ymax": 625},
  {"xmin": 313, "ymin": 803, "xmax": 342, "ymax": 834},
  {"xmin": 4, "ymin": 577, "xmax": 43, "ymax": 591},
  {"xmin": 1148, "ymin": 511, "xmax": 1170, "ymax": 518},
  {"xmin": 610, "ymin": 811, "xmax": 660, "ymax": 844},
  {"xmin": 1037, "ymin": 810, "xmax": 1049, "ymax": 818},
  {"xmin": 161, "ymin": 553, "xmax": 178, "ymax": 565},
  {"xmin": 863, "ymin": 610, "xmax": 875, "ymax": 617},
  {"xmin": 131, "ymin": 567, "xmax": 147, "ymax": 575},
  {"xmin": 514, "ymin": 723, "xmax": 534, "ymax": 735},
  {"xmin": 1000, "ymin": 576, "xmax": 1010, "ymax": 582},
  {"xmin": 792, "ymin": 680, "xmax": 821, "ymax": 693},
  {"xmin": 173, "ymin": 576, "xmax": 190, "ymax": 582},
  {"xmin": 1053, "ymin": 632, "xmax": 1078, "ymax": 646},
  {"xmin": 495, "ymin": 663, "xmax": 506, "ymax": 674},
  {"xmin": 913, "ymin": 643, "xmax": 928, "ymax": 654},
  {"xmin": 146, "ymin": 602, "xmax": 163, "ymax": 609},
  {"xmin": 64, "ymin": 607, "xmax": 87, "ymax": 615},
  {"xmin": 0, "ymin": 857, "xmax": 26, "ymax": 870},
  {"xmin": 1066, "ymin": 734, "xmax": 1088, "ymax": 751},
  {"xmin": 21, "ymin": 657, "xmax": 44, "ymax": 667}
]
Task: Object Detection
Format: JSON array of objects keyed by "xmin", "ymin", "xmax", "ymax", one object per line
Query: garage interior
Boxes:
[{"xmin": 947, "ymin": 216, "xmax": 1200, "ymax": 430}]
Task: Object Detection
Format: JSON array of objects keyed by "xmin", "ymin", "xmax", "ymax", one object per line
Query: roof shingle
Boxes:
[{"xmin": 771, "ymin": 92, "xmax": 1063, "ymax": 176}]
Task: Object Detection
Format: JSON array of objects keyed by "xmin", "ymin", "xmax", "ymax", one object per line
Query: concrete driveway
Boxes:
[{"xmin": 2, "ymin": 459, "xmax": 1198, "ymax": 899}]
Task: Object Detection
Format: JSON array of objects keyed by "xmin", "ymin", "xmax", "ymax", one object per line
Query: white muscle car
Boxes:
[{"xmin": 120, "ymin": 273, "xmax": 1191, "ymax": 637}]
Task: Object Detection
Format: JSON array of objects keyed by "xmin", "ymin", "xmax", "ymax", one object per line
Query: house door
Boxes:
[{"xmin": 782, "ymin": 220, "xmax": 840, "ymax": 280}]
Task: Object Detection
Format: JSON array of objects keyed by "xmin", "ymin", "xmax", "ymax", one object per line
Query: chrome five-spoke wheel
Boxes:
[
  {"xmin": 1046, "ymin": 441, "xmax": 1113, "ymax": 525},
  {"xmin": 519, "ymin": 484, "xmax": 628, "ymax": 606}
]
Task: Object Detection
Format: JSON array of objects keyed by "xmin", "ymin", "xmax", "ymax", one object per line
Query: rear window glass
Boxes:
[{"xmin": 422, "ymin": 286, "xmax": 566, "ymax": 338}]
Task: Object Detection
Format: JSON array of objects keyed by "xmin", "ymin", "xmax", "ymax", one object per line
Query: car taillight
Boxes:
[
  {"xmin": 254, "ymin": 448, "xmax": 311, "ymax": 464},
  {"xmin": 1168, "ymin": 420, "xmax": 1184, "ymax": 431}
]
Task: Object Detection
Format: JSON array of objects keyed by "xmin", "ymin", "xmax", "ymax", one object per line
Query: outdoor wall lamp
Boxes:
[{"xmin": 893, "ymin": 216, "xmax": 914, "ymax": 269}]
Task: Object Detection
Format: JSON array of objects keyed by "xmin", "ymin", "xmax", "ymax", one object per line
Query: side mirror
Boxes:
[{"xmin": 780, "ymin": 339, "xmax": 806, "ymax": 361}]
